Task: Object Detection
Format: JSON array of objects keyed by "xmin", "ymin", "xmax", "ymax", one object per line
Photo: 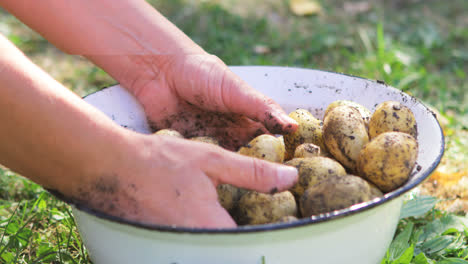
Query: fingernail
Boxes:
[{"xmin": 277, "ymin": 166, "xmax": 298, "ymax": 187}]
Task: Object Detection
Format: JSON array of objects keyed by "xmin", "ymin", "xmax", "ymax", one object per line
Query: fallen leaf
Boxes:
[
  {"xmin": 343, "ymin": 1, "xmax": 371, "ymax": 15},
  {"xmin": 253, "ymin": 44, "xmax": 271, "ymax": 55},
  {"xmin": 289, "ymin": 0, "xmax": 322, "ymax": 16},
  {"xmin": 430, "ymin": 170, "xmax": 465, "ymax": 187}
]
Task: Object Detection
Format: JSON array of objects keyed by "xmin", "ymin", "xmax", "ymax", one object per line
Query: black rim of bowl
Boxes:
[{"xmin": 64, "ymin": 67, "xmax": 444, "ymax": 234}]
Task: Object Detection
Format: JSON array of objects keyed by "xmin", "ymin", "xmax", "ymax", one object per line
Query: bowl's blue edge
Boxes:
[{"xmin": 57, "ymin": 66, "xmax": 445, "ymax": 234}]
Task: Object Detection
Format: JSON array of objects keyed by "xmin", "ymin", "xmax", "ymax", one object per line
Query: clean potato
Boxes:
[
  {"xmin": 285, "ymin": 157, "xmax": 346, "ymax": 199},
  {"xmin": 325, "ymin": 100, "xmax": 372, "ymax": 130},
  {"xmin": 154, "ymin": 128, "xmax": 183, "ymax": 138},
  {"xmin": 293, "ymin": 143, "xmax": 321, "ymax": 158},
  {"xmin": 284, "ymin": 109, "xmax": 327, "ymax": 160},
  {"xmin": 236, "ymin": 191, "xmax": 297, "ymax": 225},
  {"xmin": 357, "ymin": 131, "xmax": 418, "ymax": 192},
  {"xmin": 369, "ymin": 101, "xmax": 418, "ymax": 139},
  {"xmin": 300, "ymin": 174, "xmax": 374, "ymax": 217},
  {"xmin": 323, "ymin": 105, "xmax": 369, "ymax": 172},
  {"xmin": 238, "ymin": 134, "xmax": 285, "ymax": 163}
]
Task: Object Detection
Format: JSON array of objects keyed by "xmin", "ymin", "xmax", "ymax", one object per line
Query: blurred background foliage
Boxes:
[{"xmin": 0, "ymin": 0, "xmax": 467, "ymax": 126}]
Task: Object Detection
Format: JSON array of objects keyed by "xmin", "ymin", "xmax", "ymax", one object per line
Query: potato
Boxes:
[
  {"xmin": 369, "ymin": 183, "xmax": 384, "ymax": 199},
  {"xmin": 217, "ymin": 184, "xmax": 245, "ymax": 212},
  {"xmin": 325, "ymin": 100, "xmax": 372, "ymax": 130},
  {"xmin": 285, "ymin": 157, "xmax": 346, "ymax": 199},
  {"xmin": 369, "ymin": 101, "xmax": 418, "ymax": 139},
  {"xmin": 190, "ymin": 136, "xmax": 220, "ymax": 145},
  {"xmin": 278, "ymin": 135, "xmax": 286, "ymax": 152},
  {"xmin": 238, "ymin": 134, "xmax": 285, "ymax": 163},
  {"xmin": 154, "ymin": 129, "xmax": 183, "ymax": 138},
  {"xmin": 300, "ymin": 174, "xmax": 374, "ymax": 217},
  {"xmin": 294, "ymin": 143, "xmax": 321, "ymax": 158},
  {"xmin": 323, "ymin": 105, "xmax": 369, "ymax": 172},
  {"xmin": 278, "ymin": 215, "xmax": 298, "ymax": 223},
  {"xmin": 236, "ymin": 191, "xmax": 297, "ymax": 225},
  {"xmin": 357, "ymin": 132, "xmax": 418, "ymax": 192},
  {"xmin": 284, "ymin": 109, "xmax": 327, "ymax": 160}
]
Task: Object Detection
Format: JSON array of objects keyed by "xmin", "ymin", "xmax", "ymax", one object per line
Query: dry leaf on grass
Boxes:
[
  {"xmin": 343, "ymin": 1, "xmax": 371, "ymax": 15},
  {"xmin": 289, "ymin": 0, "xmax": 322, "ymax": 16},
  {"xmin": 253, "ymin": 45, "xmax": 271, "ymax": 54}
]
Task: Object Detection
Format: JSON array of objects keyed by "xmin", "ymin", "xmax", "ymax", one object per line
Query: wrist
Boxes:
[{"xmin": 53, "ymin": 126, "xmax": 140, "ymax": 199}]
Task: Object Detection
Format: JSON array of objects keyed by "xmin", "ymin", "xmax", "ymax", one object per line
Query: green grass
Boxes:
[
  {"xmin": 0, "ymin": 168, "xmax": 90, "ymax": 263},
  {"xmin": 382, "ymin": 196, "xmax": 468, "ymax": 264},
  {"xmin": 1, "ymin": 0, "xmax": 468, "ymax": 263}
]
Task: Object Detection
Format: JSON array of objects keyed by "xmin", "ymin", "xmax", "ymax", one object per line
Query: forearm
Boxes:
[
  {"xmin": 0, "ymin": 0, "xmax": 204, "ymax": 89},
  {"xmin": 0, "ymin": 35, "xmax": 136, "ymax": 195}
]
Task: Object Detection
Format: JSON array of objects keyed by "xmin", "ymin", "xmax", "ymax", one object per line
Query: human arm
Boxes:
[
  {"xmin": 0, "ymin": 34, "xmax": 298, "ymax": 227},
  {"xmin": 0, "ymin": 0, "xmax": 298, "ymax": 145}
]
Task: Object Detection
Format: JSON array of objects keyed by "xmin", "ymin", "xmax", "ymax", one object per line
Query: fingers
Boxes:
[
  {"xmin": 217, "ymin": 67, "xmax": 299, "ymax": 134},
  {"xmin": 201, "ymin": 146, "xmax": 298, "ymax": 193},
  {"xmin": 171, "ymin": 54, "xmax": 298, "ymax": 135}
]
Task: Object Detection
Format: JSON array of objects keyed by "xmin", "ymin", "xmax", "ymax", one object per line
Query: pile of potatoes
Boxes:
[{"xmin": 155, "ymin": 100, "xmax": 419, "ymax": 226}]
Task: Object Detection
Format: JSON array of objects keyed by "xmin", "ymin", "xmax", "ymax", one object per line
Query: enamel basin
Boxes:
[{"xmin": 73, "ymin": 66, "xmax": 444, "ymax": 264}]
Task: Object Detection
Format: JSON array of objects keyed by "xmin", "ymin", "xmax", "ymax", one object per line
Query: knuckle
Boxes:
[
  {"xmin": 201, "ymin": 146, "xmax": 225, "ymax": 170},
  {"xmin": 204, "ymin": 54, "xmax": 225, "ymax": 66},
  {"xmin": 264, "ymin": 96, "xmax": 277, "ymax": 107},
  {"xmin": 251, "ymin": 158, "xmax": 267, "ymax": 185}
]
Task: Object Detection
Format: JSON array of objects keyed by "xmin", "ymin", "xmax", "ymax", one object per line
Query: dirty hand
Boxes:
[
  {"xmin": 89, "ymin": 132, "xmax": 299, "ymax": 228},
  {"xmin": 85, "ymin": 53, "xmax": 301, "ymax": 228},
  {"xmin": 124, "ymin": 53, "xmax": 298, "ymax": 150},
  {"xmin": 0, "ymin": 33, "xmax": 299, "ymax": 229},
  {"xmin": 0, "ymin": 0, "xmax": 299, "ymax": 228}
]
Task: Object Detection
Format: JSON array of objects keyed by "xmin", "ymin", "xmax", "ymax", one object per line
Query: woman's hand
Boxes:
[
  {"xmin": 124, "ymin": 53, "xmax": 297, "ymax": 150},
  {"xmin": 0, "ymin": 34, "xmax": 298, "ymax": 229},
  {"xmin": 81, "ymin": 133, "xmax": 298, "ymax": 228},
  {"xmin": 72, "ymin": 53, "xmax": 301, "ymax": 228}
]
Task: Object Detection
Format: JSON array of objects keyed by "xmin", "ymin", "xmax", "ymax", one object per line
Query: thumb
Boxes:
[
  {"xmin": 201, "ymin": 147, "xmax": 298, "ymax": 193},
  {"xmin": 172, "ymin": 54, "xmax": 298, "ymax": 134}
]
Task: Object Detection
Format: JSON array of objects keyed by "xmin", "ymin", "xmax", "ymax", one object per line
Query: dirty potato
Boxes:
[
  {"xmin": 357, "ymin": 132, "xmax": 418, "ymax": 192},
  {"xmin": 323, "ymin": 105, "xmax": 369, "ymax": 172},
  {"xmin": 278, "ymin": 215, "xmax": 299, "ymax": 223},
  {"xmin": 154, "ymin": 129, "xmax": 184, "ymax": 138},
  {"xmin": 325, "ymin": 100, "xmax": 372, "ymax": 130},
  {"xmin": 236, "ymin": 191, "xmax": 297, "ymax": 225},
  {"xmin": 369, "ymin": 101, "xmax": 418, "ymax": 139},
  {"xmin": 238, "ymin": 134, "xmax": 285, "ymax": 163},
  {"xmin": 294, "ymin": 143, "xmax": 321, "ymax": 158},
  {"xmin": 300, "ymin": 174, "xmax": 374, "ymax": 217},
  {"xmin": 217, "ymin": 184, "xmax": 245, "ymax": 212},
  {"xmin": 284, "ymin": 109, "xmax": 327, "ymax": 160},
  {"xmin": 285, "ymin": 157, "xmax": 346, "ymax": 199},
  {"xmin": 369, "ymin": 183, "xmax": 384, "ymax": 199},
  {"xmin": 190, "ymin": 136, "xmax": 220, "ymax": 145}
]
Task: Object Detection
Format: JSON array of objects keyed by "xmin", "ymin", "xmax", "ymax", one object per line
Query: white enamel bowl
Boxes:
[{"xmin": 73, "ymin": 66, "xmax": 444, "ymax": 264}]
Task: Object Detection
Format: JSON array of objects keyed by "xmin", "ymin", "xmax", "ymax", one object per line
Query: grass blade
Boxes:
[{"xmin": 0, "ymin": 205, "xmax": 19, "ymax": 258}]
